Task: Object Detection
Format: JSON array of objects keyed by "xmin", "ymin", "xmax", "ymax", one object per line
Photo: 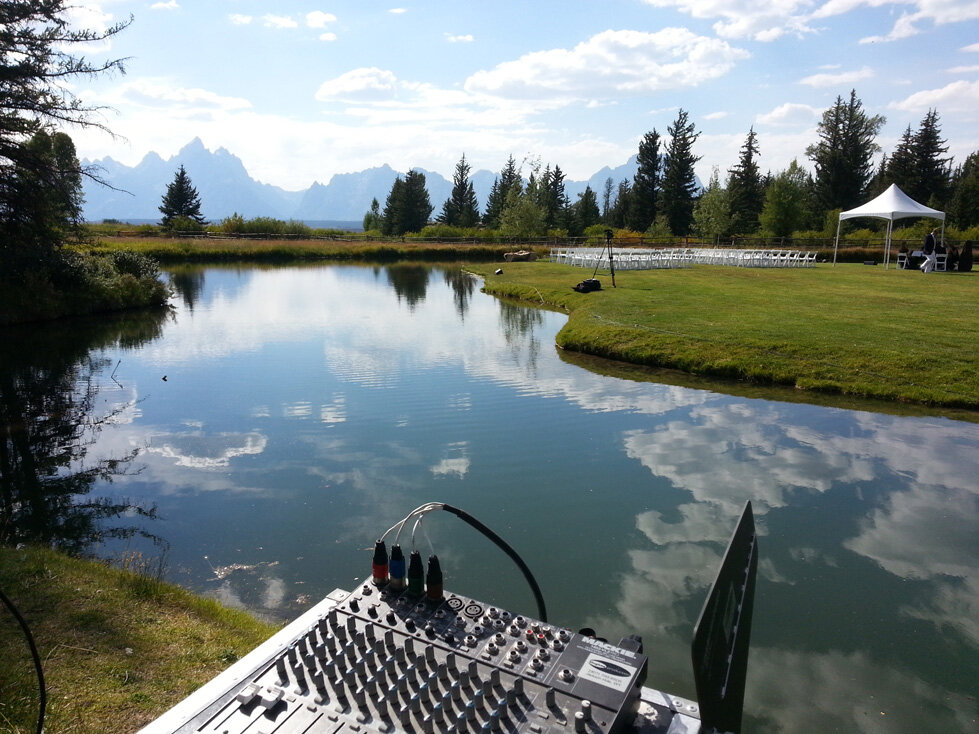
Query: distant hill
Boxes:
[{"xmin": 81, "ymin": 139, "xmax": 690, "ymax": 225}]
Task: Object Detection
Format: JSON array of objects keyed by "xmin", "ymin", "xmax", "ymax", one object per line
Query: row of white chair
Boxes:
[{"xmin": 550, "ymin": 248, "xmax": 817, "ymax": 269}]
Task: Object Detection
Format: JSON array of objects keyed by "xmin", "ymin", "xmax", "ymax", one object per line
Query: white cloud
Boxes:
[
  {"xmin": 97, "ymin": 78, "xmax": 252, "ymax": 112},
  {"xmin": 151, "ymin": 1, "xmax": 179, "ymax": 9},
  {"xmin": 964, "ymin": 43, "xmax": 979, "ymax": 52},
  {"xmin": 859, "ymin": 13, "xmax": 922, "ymax": 43},
  {"xmin": 229, "ymin": 14, "xmax": 252, "ymax": 25},
  {"xmin": 890, "ymin": 80, "xmax": 979, "ymax": 114},
  {"xmin": 465, "ymin": 29, "xmax": 749, "ymax": 104},
  {"xmin": 704, "ymin": 110, "xmax": 729, "ymax": 120},
  {"xmin": 642, "ymin": 0, "xmax": 979, "ymax": 42},
  {"xmin": 306, "ymin": 11, "xmax": 337, "ymax": 28},
  {"xmin": 388, "ymin": 7, "xmax": 407, "ymax": 13},
  {"xmin": 315, "ymin": 68, "xmax": 400, "ymax": 103},
  {"xmin": 798, "ymin": 65, "xmax": 874, "ymax": 88},
  {"xmin": 263, "ymin": 14, "xmax": 299, "ymax": 29},
  {"xmin": 756, "ymin": 102, "xmax": 821, "ymax": 126},
  {"xmin": 640, "ymin": 0, "xmax": 816, "ymax": 40},
  {"xmin": 445, "ymin": 33, "xmax": 474, "ymax": 43},
  {"xmin": 319, "ymin": 32, "xmax": 338, "ymax": 42},
  {"xmin": 946, "ymin": 65, "xmax": 979, "ymax": 73}
]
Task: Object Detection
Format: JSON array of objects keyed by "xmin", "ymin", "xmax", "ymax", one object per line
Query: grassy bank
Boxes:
[
  {"xmin": 470, "ymin": 261, "xmax": 979, "ymax": 410},
  {"xmin": 0, "ymin": 546, "xmax": 278, "ymax": 734},
  {"xmin": 75, "ymin": 237, "xmax": 528, "ymax": 263}
]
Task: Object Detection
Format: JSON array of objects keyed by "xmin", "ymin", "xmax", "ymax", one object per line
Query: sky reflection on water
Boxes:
[{"xmin": 25, "ymin": 263, "xmax": 975, "ymax": 733}]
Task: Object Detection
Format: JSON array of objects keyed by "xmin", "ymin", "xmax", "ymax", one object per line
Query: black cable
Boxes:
[
  {"xmin": 440, "ymin": 503, "xmax": 548, "ymax": 622},
  {"xmin": 0, "ymin": 586, "xmax": 46, "ymax": 734}
]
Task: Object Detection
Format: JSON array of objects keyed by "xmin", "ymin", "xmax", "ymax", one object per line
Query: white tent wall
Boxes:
[{"xmin": 833, "ymin": 184, "xmax": 946, "ymax": 268}]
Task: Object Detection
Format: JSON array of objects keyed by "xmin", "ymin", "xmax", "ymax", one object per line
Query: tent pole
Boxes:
[
  {"xmin": 884, "ymin": 219, "xmax": 892, "ymax": 269},
  {"xmin": 833, "ymin": 219, "xmax": 841, "ymax": 266}
]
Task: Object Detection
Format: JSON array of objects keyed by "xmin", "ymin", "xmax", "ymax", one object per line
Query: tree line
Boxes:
[{"xmin": 366, "ymin": 92, "xmax": 979, "ymax": 241}]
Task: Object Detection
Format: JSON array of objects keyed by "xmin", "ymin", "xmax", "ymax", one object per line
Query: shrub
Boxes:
[
  {"xmin": 110, "ymin": 250, "xmax": 160, "ymax": 280},
  {"xmin": 167, "ymin": 215, "xmax": 206, "ymax": 233}
]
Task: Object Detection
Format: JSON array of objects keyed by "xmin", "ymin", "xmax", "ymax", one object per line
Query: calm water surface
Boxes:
[{"xmin": 2, "ymin": 263, "xmax": 977, "ymax": 732}]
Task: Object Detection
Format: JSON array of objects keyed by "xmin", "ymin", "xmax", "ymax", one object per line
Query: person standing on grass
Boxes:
[{"xmin": 921, "ymin": 229, "xmax": 937, "ymax": 273}]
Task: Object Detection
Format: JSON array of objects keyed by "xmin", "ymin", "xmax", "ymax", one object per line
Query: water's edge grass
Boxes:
[
  {"xmin": 468, "ymin": 261, "xmax": 979, "ymax": 414},
  {"xmin": 0, "ymin": 546, "xmax": 279, "ymax": 734}
]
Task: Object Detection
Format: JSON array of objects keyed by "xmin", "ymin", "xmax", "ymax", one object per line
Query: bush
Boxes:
[
  {"xmin": 110, "ymin": 250, "xmax": 160, "ymax": 280},
  {"xmin": 167, "ymin": 216, "xmax": 205, "ymax": 233}
]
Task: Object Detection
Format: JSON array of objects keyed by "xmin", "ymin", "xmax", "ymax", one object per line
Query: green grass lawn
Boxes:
[
  {"xmin": 470, "ymin": 261, "xmax": 979, "ymax": 410},
  {"xmin": 0, "ymin": 547, "xmax": 278, "ymax": 734}
]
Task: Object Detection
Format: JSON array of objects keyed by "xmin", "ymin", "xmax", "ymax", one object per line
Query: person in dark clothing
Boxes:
[{"xmin": 921, "ymin": 230, "xmax": 937, "ymax": 273}]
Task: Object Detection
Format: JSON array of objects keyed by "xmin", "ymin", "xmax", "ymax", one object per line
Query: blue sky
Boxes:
[{"xmin": 67, "ymin": 0, "xmax": 979, "ymax": 191}]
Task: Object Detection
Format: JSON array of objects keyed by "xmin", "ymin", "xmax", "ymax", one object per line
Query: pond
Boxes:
[{"xmin": 1, "ymin": 263, "xmax": 976, "ymax": 732}]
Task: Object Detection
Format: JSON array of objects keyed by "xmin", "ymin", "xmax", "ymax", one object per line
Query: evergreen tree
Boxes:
[
  {"xmin": 607, "ymin": 180, "xmax": 633, "ymax": 229},
  {"xmin": 629, "ymin": 130, "xmax": 661, "ymax": 232},
  {"xmin": 571, "ymin": 186, "xmax": 601, "ymax": 235},
  {"xmin": 482, "ymin": 156, "xmax": 521, "ymax": 228},
  {"xmin": 438, "ymin": 154, "xmax": 480, "ymax": 226},
  {"xmin": 660, "ymin": 109, "xmax": 702, "ymax": 236},
  {"xmin": 911, "ymin": 109, "xmax": 952, "ymax": 206},
  {"xmin": 806, "ymin": 89, "xmax": 885, "ymax": 215},
  {"xmin": 538, "ymin": 164, "xmax": 570, "ymax": 231},
  {"xmin": 726, "ymin": 128, "xmax": 763, "ymax": 234},
  {"xmin": 381, "ymin": 177, "xmax": 405, "ymax": 236},
  {"xmin": 884, "ymin": 125, "xmax": 918, "ymax": 195},
  {"xmin": 759, "ymin": 160, "xmax": 813, "ymax": 237},
  {"xmin": 693, "ymin": 167, "xmax": 731, "ymax": 242},
  {"xmin": 1, "ymin": 1, "xmax": 130, "ymax": 273},
  {"xmin": 159, "ymin": 165, "xmax": 206, "ymax": 227},
  {"xmin": 382, "ymin": 169, "xmax": 432, "ymax": 235},
  {"xmin": 0, "ymin": 130, "xmax": 84, "ymax": 273},
  {"xmin": 949, "ymin": 152, "xmax": 979, "ymax": 229}
]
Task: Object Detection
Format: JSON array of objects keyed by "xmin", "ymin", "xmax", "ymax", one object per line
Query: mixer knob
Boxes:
[
  {"xmin": 574, "ymin": 712, "xmax": 586, "ymax": 732},
  {"xmin": 545, "ymin": 688, "xmax": 556, "ymax": 707},
  {"xmin": 405, "ymin": 639, "xmax": 415, "ymax": 656},
  {"xmin": 405, "ymin": 618, "xmax": 416, "ymax": 632},
  {"xmin": 349, "ymin": 598, "xmax": 360, "ymax": 612},
  {"xmin": 368, "ymin": 605, "xmax": 378, "ymax": 619},
  {"xmin": 386, "ymin": 611, "xmax": 397, "ymax": 625},
  {"xmin": 425, "ymin": 624, "xmax": 436, "ymax": 638},
  {"xmin": 580, "ymin": 700, "xmax": 592, "ymax": 721}
]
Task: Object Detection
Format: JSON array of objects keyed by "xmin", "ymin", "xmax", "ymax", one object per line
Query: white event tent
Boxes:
[{"xmin": 833, "ymin": 184, "xmax": 945, "ymax": 268}]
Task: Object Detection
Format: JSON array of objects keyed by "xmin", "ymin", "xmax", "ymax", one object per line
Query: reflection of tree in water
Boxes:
[
  {"xmin": 442, "ymin": 268, "xmax": 476, "ymax": 320},
  {"xmin": 498, "ymin": 300, "xmax": 543, "ymax": 375},
  {"xmin": 168, "ymin": 266, "xmax": 206, "ymax": 312},
  {"xmin": 0, "ymin": 310, "xmax": 169, "ymax": 554},
  {"xmin": 386, "ymin": 264, "xmax": 429, "ymax": 310}
]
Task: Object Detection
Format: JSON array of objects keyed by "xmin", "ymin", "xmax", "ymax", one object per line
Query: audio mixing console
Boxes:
[{"xmin": 140, "ymin": 501, "xmax": 755, "ymax": 734}]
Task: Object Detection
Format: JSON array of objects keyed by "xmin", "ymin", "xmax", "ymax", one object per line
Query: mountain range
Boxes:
[{"xmin": 81, "ymin": 138, "xmax": 645, "ymax": 226}]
